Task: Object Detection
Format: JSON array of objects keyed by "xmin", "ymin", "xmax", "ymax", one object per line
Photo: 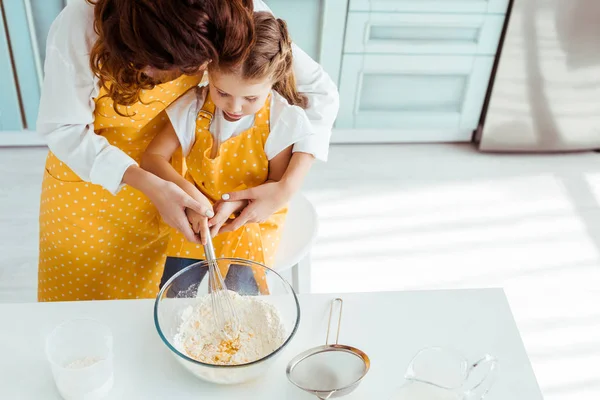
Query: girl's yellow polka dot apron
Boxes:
[
  {"xmin": 38, "ymin": 75, "xmax": 201, "ymax": 302},
  {"xmin": 168, "ymin": 94, "xmax": 287, "ymax": 293}
]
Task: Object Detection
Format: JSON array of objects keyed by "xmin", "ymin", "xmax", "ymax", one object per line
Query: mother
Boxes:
[{"xmin": 37, "ymin": 0, "xmax": 338, "ymax": 302}]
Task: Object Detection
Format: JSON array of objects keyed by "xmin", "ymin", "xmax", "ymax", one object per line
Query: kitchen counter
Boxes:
[{"xmin": 0, "ymin": 289, "xmax": 542, "ymax": 399}]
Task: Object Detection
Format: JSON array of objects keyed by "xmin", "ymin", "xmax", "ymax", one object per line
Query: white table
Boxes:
[{"xmin": 0, "ymin": 289, "xmax": 543, "ymax": 399}]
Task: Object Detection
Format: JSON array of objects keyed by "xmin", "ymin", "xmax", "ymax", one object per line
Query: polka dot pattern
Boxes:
[
  {"xmin": 167, "ymin": 93, "xmax": 287, "ymax": 294},
  {"xmin": 38, "ymin": 74, "xmax": 201, "ymax": 302}
]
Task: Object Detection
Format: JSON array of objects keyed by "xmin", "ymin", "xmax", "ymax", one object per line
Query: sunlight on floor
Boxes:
[{"xmin": 306, "ymin": 169, "xmax": 600, "ymax": 400}]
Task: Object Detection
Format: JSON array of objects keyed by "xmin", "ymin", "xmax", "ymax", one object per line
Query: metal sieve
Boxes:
[{"xmin": 286, "ymin": 298, "xmax": 370, "ymax": 399}]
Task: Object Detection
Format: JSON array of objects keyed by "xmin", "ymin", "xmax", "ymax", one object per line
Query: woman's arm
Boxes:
[
  {"xmin": 37, "ymin": 1, "xmax": 137, "ymax": 194},
  {"xmin": 216, "ymin": 146, "xmax": 298, "ymax": 235},
  {"xmin": 223, "ymin": 1, "xmax": 338, "ymax": 227},
  {"xmin": 218, "ymin": 151, "xmax": 313, "ymax": 233},
  {"xmin": 290, "ymin": 42, "xmax": 339, "ymax": 162},
  {"xmin": 39, "ymin": 3, "xmax": 209, "ymax": 243},
  {"xmin": 267, "ymin": 146, "xmax": 293, "ymax": 182},
  {"xmin": 276, "ymin": 151, "xmax": 314, "ymax": 193},
  {"xmin": 253, "ymin": 0, "xmax": 339, "ymax": 161}
]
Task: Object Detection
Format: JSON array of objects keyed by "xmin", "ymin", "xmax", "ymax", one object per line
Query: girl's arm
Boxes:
[
  {"xmin": 141, "ymin": 123, "xmax": 211, "ymax": 208},
  {"xmin": 141, "ymin": 123, "xmax": 214, "ymax": 244}
]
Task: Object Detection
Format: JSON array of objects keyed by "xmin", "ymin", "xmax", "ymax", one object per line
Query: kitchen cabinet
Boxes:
[
  {"xmin": 344, "ymin": 12, "xmax": 505, "ymax": 55},
  {"xmin": 348, "ymin": 0, "xmax": 510, "ymax": 14},
  {"xmin": 264, "ymin": 0, "xmax": 348, "ymax": 85},
  {"xmin": 0, "ymin": 10, "xmax": 23, "ymax": 132},
  {"xmin": 335, "ymin": 0, "xmax": 509, "ymax": 142},
  {"xmin": 337, "ymin": 54, "xmax": 494, "ymax": 141},
  {"xmin": 0, "ymin": 0, "xmax": 510, "ymax": 145},
  {"xmin": 0, "ymin": 0, "xmax": 62, "ymax": 145}
]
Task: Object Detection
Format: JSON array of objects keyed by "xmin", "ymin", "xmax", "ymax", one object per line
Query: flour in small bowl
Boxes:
[
  {"xmin": 174, "ymin": 292, "xmax": 287, "ymax": 365},
  {"xmin": 65, "ymin": 356, "xmax": 103, "ymax": 369}
]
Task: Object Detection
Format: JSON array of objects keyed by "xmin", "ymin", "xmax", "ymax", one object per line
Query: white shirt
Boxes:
[
  {"xmin": 36, "ymin": 0, "xmax": 339, "ymax": 195},
  {"xmin": 166, "ymin": 86, "xmax": 315, "ymax": 159}
]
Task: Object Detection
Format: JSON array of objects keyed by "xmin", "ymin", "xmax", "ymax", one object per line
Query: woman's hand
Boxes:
[
  {"xmin": 219, "ymin": 152, "xmax": 314, "ymax": 232},
  {"xmin": 147, "ymin": 179, "xmax": 214, "ymax": 244},
  {"xmin": 125, "ymin": 166, "xmax": 214, "ymax": 244},
  {"xmin": 218, "ymin": 181, "xmax": 292, "ymax": 234},
  {"xmin": 208, "ymin": 199, "xmax": 249, "ymax": 237}
]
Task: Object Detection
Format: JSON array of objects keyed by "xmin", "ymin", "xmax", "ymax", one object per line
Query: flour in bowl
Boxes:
[
  {"xmin": 174, "ymin": 292, "xmax": 287, "ymax": 365},
  {"xmin": 65, "ymin": 356, "xmax": 103, "ymax": 369}
]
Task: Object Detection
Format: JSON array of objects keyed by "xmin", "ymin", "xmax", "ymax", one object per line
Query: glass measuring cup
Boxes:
[
  {"xmin": 391, "ymin": 347, "xmax": 498, "ymax": 400},
  {"xmin": 46, "ymin": 319, "xmax": 114, "ymax": 400}
]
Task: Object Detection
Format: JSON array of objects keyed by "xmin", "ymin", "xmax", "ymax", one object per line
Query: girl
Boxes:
[
  {"xmin": 142, "ymin": 12, "xmax": 314, "ymax": 292},
  {"xmin": 37, "ymin": 0, "xmax": 338, "ymax": 301}
]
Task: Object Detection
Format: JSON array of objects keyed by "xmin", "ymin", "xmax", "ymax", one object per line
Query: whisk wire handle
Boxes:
[
  {"xmin": 201, "ymin": 227, "xmax": 240, "ymax": 339},
  {"xmin": 203, "ymin": 232, "xmax": 218, "ymax": 262}
]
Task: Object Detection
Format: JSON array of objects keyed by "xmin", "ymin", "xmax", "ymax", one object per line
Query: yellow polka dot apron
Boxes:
[
  {"xmin": 168, "ymin": 93, "xmax": 288, "ymax": 293},
  {"xmin": 38, "ymin": 75, "xmax": 202, "ymax": 302}
]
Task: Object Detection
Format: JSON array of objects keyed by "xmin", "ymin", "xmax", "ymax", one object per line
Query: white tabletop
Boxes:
[{"xmin": 0, "ymin": 289, "xmax": 542, "ymax": 399}]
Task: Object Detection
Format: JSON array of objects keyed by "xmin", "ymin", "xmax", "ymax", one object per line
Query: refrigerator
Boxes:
[{"xmin": 478, "ymin": 0, "xmax": 600, "ymax": 152}]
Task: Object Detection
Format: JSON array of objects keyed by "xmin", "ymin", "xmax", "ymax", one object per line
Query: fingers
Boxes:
[
  {"xmin": 218, "ymin": 221, "xmax": 235, "ymax": 234},
  {"xmin": 184, "ymin": 195, "xmax": 214, "ymax": 218},
  {"xmin": 198, "ymin": 218, "xmax": 209, "ymax": 245},
  {"xmin": 219, "ymin": 206, "xmax": 254, "ymax": 233},
  {"xmin": 192, "ymin": 217, "xmax": 202, "ymax": 234},
  {"xmin": 186, "ymin": 214, "xmax": 209, "ymax": 245},
  {"xmin": 210, "ymin": 220, "xmax": 225, "ymax": 238},
  {"xmin": 208, "ymin": 206, "xmax": 230, "ymax": 231},
  {"xmin": 222, "ymin": 187, "xmax": 256, "ymax": 202},
  {"xmin": 211, "ymin": 199, "xmax": 223, "ymax": 211},
  {"xmin": 207, "ymin": 202, "xmax": 220, "ymax": 227},
  {"xmin": 178, "ymin": 218, "xmax": 201, "ymax": 244}
]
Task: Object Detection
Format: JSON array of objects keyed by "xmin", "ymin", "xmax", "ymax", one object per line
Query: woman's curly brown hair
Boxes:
[{"xmin": 87, "ymin": 0, "xmax": 254, "ymax": 113}]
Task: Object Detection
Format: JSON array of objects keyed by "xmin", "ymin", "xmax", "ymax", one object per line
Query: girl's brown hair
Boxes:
[
  {"xmin": 87, "ymin": 0, "xmax": 254, "ymax": 111},
  {"xmin": 217, "ymin": 11, "xmax": 308, "ymax": 109}
]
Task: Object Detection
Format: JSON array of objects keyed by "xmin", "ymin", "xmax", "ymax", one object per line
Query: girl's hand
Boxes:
[
  {"xmin": 219, "ymin": 181, "xmax": 292, "ymax": 234},
  {"xmin": 186, "ymin": 208, "xmax": 211, "ymax": 245},
  {"xmin": 208, "ymin": 199, "xmax": 249, "ymax": 237}
]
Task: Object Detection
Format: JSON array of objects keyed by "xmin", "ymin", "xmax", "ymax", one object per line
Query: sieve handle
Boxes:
[{"xmin": 325, "ymin": 298, "xmax": 343, "ymax": 345}]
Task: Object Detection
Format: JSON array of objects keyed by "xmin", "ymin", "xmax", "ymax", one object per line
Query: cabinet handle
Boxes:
[{"xmin": 364, "ymin": 23, "xmax": 481, "ymax": 46}]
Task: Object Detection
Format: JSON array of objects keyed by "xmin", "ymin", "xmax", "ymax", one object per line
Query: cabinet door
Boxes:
[
  {"xmin": 263, "ymin": 0, "xmax": 322, "ymax": 61},
  {"xmin": 266, "ymin": 0, "xmax": 347, "ymax": 84},
  {"xmin": 345, "ymin": 12, "xmax": 505, "ymax": 56},
  {"xmin": 0, "ymin": 7, "xmax": 23, "ymax": 131},
  {"xmin": 318, "ymin": 0, "xmax": 349, "ymax": 84},
  {"xmin": 3, "ymin": 0, "xmax": 43, "ymax": 131},
  {"xmin": 349, "ymin": 0, "xmax": 509, "ymax": 14},
  {"xmin": 337, "ymin": 54, "xmax": 494, "ymax": 139}
]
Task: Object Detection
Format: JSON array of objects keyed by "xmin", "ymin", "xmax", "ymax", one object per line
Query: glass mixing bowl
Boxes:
[{"xmin": 154, "ymin": 258, "xmax": 300, "ymax": 384}]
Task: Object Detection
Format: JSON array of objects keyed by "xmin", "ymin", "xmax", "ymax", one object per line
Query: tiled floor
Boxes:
[{"xmin": 2, "ymin": 144, "xmax": 600, "ymax": 399}]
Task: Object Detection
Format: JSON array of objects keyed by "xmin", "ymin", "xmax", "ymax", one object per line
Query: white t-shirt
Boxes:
[
  {"xmin": 166, "ymin": 86, "xmax": 314, "ymax": 159},
  {"xmin": 36, "ymin": 0, "xmax": 339, "ymax": 194}
]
